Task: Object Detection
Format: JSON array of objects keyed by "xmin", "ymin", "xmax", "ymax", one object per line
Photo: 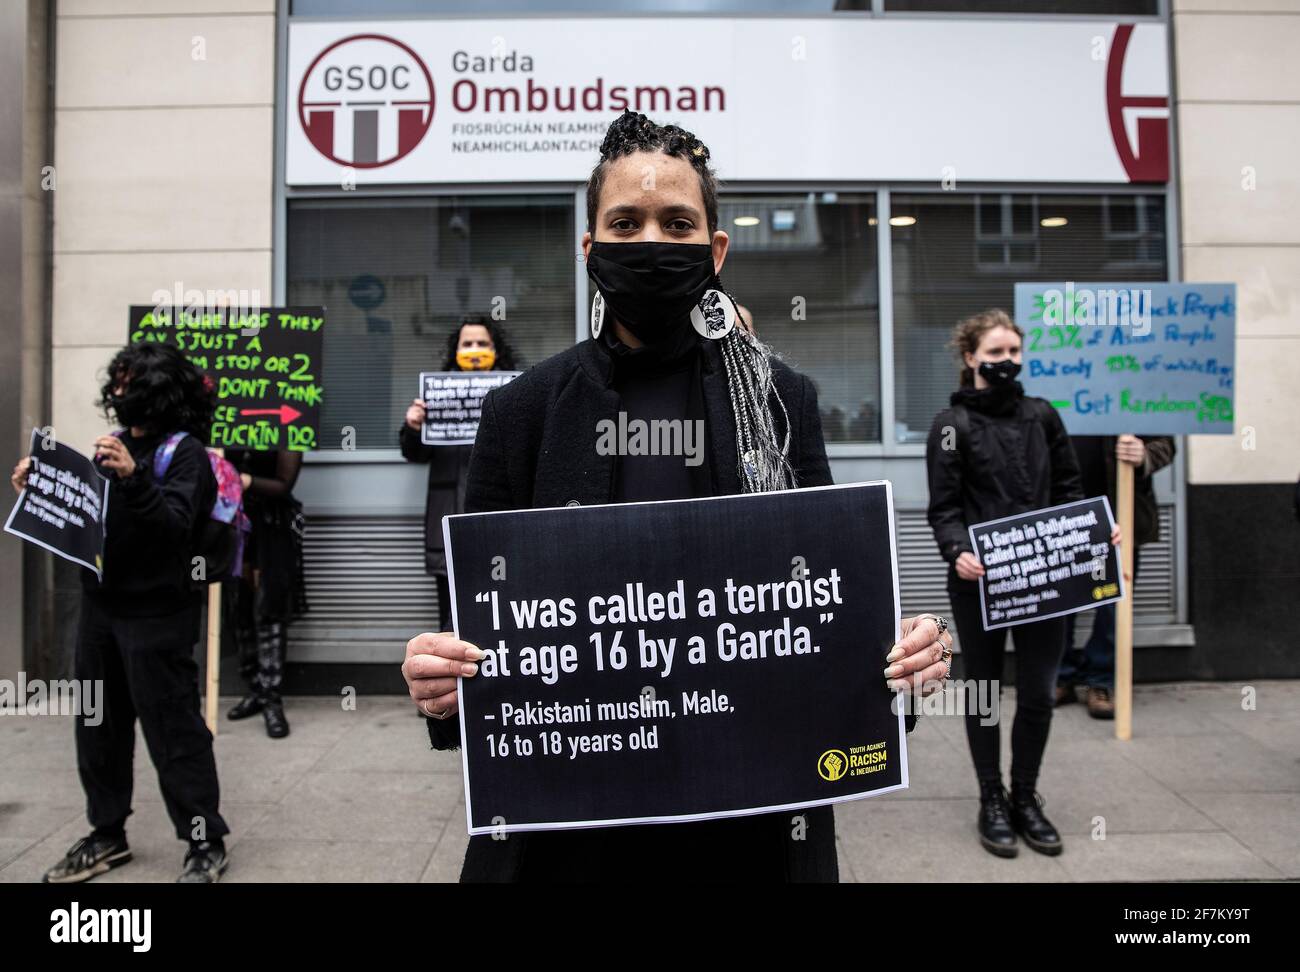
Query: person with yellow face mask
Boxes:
[{"xmin": 399, "ymin": 315, "xmax": 519, "ymax": 632}]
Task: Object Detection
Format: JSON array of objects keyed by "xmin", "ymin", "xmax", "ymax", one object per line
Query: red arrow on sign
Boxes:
[{"xmin": 240, "ymin": 404, "xmax": 303, "ymax": 425}]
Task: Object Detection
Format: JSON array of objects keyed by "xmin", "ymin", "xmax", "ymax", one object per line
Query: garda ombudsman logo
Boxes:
[{"xmin": 818, "ymin": 749, "xmax": 848, "ymax": 782}]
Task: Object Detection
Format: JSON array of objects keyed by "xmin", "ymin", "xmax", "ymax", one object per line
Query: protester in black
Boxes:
[
  {"xmin": 399, "ymin": 315, "xmax": 518, "ymax": 632},
  {"xmin": 1057, "ymin": 433, "xmax": 1174, "ymax": 718},
  {"xmin": 224, "ymin": 448, "xmax": 307, "ymax": 738},
  {"xmin": 11, "ymin": 343, "xmax": 231, "ymax": 883},
  {"xmin": 926, "ymin": 309, "xmax": 1117, "ymax": 859},
  {"xmin": 401, "ymin": 109, "xmax": 954, "ymax": 882}
]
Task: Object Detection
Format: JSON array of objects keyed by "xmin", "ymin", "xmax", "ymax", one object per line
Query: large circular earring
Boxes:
[
  {"xmin": 590, "ymin": 291, "xmax": 606, "ymax": 339},
  {"xmin": 690, "ymin": 288, "xmax": 737, "ymax": 340}
]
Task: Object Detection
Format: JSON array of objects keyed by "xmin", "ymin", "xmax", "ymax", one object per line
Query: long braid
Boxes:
[{"xmin": 719, "ymin": 308, "xmax": 794, "ymax": 493}]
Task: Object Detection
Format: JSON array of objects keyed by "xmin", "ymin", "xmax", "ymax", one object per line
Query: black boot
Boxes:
[
  {"xmin": 226, "ymin": 614, "xmax": 262, "ymax": 721},
  {"xmin": 262, "ymin": 702, "xmax": 289, "ymax": 738},
  {"xmin": 1010, "ymin": 784, "xmax": 1063, "ymax": 856},
  {"xmin": 226, "ymin": 694, "xmax": 263, "ymax": 720},
  {"xmin": 977, "ymin": 778, "xmax": 1019, "ymax": 858},
  {"xmin": 255, "ymin": 620, "xmax": 289, "ymax": 739}
]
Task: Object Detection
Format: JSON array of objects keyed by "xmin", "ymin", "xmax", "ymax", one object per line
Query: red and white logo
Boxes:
[
  {"xmin": 298, "ymin": 34, "xmax": 435, "ymax": 169},
  {"xmin": 1105, "ymin": 24, "xmax": 1169, "ymax": 183}
]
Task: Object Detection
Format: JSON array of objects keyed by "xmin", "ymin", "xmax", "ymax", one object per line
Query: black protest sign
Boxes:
[
  {"xmin": 445, "ymin": 482, "xmax": 908, "ymax": 835},
  {"xmin": 5, "ymin": 430, "xmax": 110, "ymax": 579},
  {"xmin": 127, "ymin": 305, "xmax": 325, "ymax": 451},
  {"xmin": 969, "ymin": 496, "xmax": 1123, "ymax": 631},
  {"xmin": 419, "ymin": 371, "xmax": 521, "ymax": 446}
]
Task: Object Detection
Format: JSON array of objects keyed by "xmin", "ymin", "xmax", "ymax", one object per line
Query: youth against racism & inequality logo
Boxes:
[{"xmin": 818, "ymin": 743, "xmax": 888, "ymax": 781}]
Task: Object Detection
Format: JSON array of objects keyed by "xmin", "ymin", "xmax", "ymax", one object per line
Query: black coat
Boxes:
[
  {"xmin": 1068, "ymin": 435, "xmax": 1175, "ymax": 548},
  {"xmin": 398, "ymin": 424, "xmax": 472, "ymax": 575},
  {"xmin": 82, "ymin": 430, "xmax": 215, "ymax": 617},
  {"xmin": 925, "ymin": 382, "xmax": 1085, "ymax": 592},
  {"xmin": 423, "ymin": 335, "xmax": 915, "ymax": 882}
]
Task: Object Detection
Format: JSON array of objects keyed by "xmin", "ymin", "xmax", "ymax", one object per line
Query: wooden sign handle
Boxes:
[
  {"xmin": 204, "ymin": 445, "xmax": 225, "ymax": 736},
  {"xmin": 1115, "ymin": 457, "xmax": 1136, "ymax": 741},
  {"xmin": 205, "ymin": 582, "xmax": 221, "ymax": 735}
]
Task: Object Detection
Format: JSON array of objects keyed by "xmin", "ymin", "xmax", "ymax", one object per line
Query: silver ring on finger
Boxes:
[
  {"xmin": 425, "ymin": 700, "xmax": 451, "ymax": 720},
  {"xmin": 915, "ymin": 612, "xmax": 949, "ymax": 638},
  {"xmin": 941, "ymin": 643, "xmax": 953, "ymax": 680}
]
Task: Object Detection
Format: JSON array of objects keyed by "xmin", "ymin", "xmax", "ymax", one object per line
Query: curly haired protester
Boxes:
[
  {"xmin": 400, "ymin": 315, "xmax": 520, "ymax": 634},
  {"xmin": 11, "ymin": 343, "xmax": 230, "ymax": 883},
  {"xmin": 926, "ymin": 309, "xmax": 1121, "ymax": 859},
  {"xmin": 401, "ymin": 109, "xmax": 954, "ymax": 882}
]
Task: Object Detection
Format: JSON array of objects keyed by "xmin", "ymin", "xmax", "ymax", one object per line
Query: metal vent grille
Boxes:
[{"xmin": 291, "ymin": 514, "xmax": 438, "ymax": 645}]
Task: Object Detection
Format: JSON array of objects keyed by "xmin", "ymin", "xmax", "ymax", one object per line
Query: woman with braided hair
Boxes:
[{"xmin": 400, "ymin": 109, "xmax": 952, "ymax": 882}]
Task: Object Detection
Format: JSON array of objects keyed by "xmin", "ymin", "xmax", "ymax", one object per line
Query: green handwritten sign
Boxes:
[
  {"xmin": 1014, "ymin": 282, "xmax": 1235, "ymax": 436},
  {"xmin": 127, "ymin": 305, "xmax": 325, "ymax": 451}
]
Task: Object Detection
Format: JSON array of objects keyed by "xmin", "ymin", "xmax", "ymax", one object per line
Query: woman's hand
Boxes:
[
  {"xmin": 955, "ymin": 551, "xmax": 985, "ymax": 581},
  {"xmin": 93, "ymin": 436, "xmax": 136, "ymax": 479},
  {"xmin": 240, "ymin": 472, "xmax": 253, "ymax": 491},
  {"xmin": 405, "ymin": 398, "xmax": 426, "ymax": 432},
  {"xmin": 1116, "ymin": 434, "xmax": 1146, "ymax": 467},
  {"xmin": 1111, "ymin": 524, "xmax": 1122, "ymax": 548},
  {"xmin": 402, "ymin": 632, "xmax": 484, "ymax": 720},
  {"xmin": 10, "ymin": 456, "xmax": 31, "ymax": 496},
  {"xmin": 884, "ymin": 615, "xmax": 954, "ymax": 697}
]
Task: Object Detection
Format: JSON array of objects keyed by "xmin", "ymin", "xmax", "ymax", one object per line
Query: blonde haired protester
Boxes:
[
  {"xmin": 926, "ymin": 309, "xmax": 1120, "ymax": 859},
  {"xmin": 401, "ymin": 110, "xmax": 953, "ymax": 882}
]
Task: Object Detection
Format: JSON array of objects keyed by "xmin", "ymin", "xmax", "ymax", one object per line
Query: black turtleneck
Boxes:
[
  {"xmin": 600, "ymin": 323, "xmax": 713, "ymax": 502},
  {"xmin": 948, "ymin": 379, "xmax": 1024, "ymax": 417}
]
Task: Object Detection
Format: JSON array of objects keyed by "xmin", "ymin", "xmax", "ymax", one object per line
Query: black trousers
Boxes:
[
  {"xmin": 950, "ymin": 586, "xmax": 1068, "ymax": 791},
  {"xmin": 75, "ymin": 596, "xmax": 229, "ymax": 843}
]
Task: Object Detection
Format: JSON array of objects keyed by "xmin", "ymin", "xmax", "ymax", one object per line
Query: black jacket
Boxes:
[
  {"xmin": 82, "ymin": 430, "xmax": 216, "ymax": 617},
  {"xmin": 925, "ymin": 382, "xmax": 1084, "ymax": 591},
  {"xmin": 424, "ymin": 335, "xmax": 913, "ymax": 882},
  {"xmin": 398, "ymin": 424, "xmax": 472, "ymax": 575},
  {"xmin": 1069, "ymin": 435, "xmax": 1175, "ymax": 548}
]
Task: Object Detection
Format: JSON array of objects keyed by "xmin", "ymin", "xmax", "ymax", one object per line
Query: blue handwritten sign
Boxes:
[{"xmin": 1013, "ymin": 281, "xmax": 1236, "ymax": 436}]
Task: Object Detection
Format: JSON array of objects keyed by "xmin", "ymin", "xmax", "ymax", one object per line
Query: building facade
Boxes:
[{"xmin": 2, "ymin": 0, "xmax": 1296, "ymax": 687}]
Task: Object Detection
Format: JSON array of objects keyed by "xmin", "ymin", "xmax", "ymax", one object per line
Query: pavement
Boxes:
[{"xmin": 1, "ymin": 680, "xmax": 1296, "ymax": 883}]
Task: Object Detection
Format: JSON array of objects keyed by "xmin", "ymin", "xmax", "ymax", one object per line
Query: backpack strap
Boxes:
[
  {"xmin": 950, "ymin": 402, "xmax": 972, "ymax": 450},
  {"xmin": 151, "ymin": 431, "xmax": 190, "ymax": 480}
]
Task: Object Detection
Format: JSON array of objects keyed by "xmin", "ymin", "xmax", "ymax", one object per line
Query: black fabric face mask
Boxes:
[
  {"xmin": 109, "ymin": 391, "xmax": 151, "ymax": 429},
  {"xmin": 586, "ymin": 241, "xmax": 717, "ymax": 344},
  {"xmin": 978, "ymin": 359, "xmax": 1022, "ymax": 386}
]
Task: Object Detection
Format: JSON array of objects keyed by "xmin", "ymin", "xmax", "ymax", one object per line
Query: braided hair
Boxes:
[{"xmin": 587, "ymin": 110, "xmax": 794, "ymax": 492}]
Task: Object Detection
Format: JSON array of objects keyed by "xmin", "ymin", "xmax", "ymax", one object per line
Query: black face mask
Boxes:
[
  {"xmin": 109, "ymin": 391, "xmax": 151, "ymax": 430},
  {"xmin": 586, "ymin": 241, "xmax": 717, "ymax": 344},
  {"xmin": 978, "ymin": 359, "xmax": 1022, "ymax": 386}
]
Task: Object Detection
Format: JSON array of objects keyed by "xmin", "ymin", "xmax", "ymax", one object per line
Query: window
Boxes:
[
  {"xmin": 720, "ymin": 192, "xmax": 881, "ymax": 444},
  {"xmin": 890, "ymin": 192, "xmax": 1167, "ymax": 444},
  {"xmin": 286, "ymin": 195, "xmax": 575, "ymax": 450}
]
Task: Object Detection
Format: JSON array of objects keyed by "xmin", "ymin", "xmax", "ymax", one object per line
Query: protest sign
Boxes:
[
  {"xmin": 127, "ymin": 305, "xmax": 326, "ymax": 451},
  {"xmin": 5, "ymin": 430, "xmax": 110, "ymax": 579},
  {"xmin": 445, "ymin": 482, "xmax": 907, "ymax": 835},
  {"xmin": 969, "ymin": 497, "xmax": 1122, "ymax": 631},
  {"xmin": 1014, "ymin": 281, "xmax": 1235, "ymax": 436},
  {"xmin": 419, "ymin": 371, "xmax": 521, "ymax": 446}
]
